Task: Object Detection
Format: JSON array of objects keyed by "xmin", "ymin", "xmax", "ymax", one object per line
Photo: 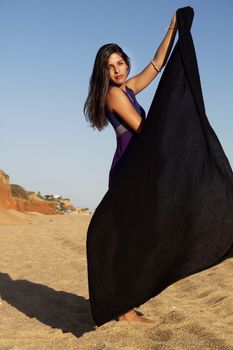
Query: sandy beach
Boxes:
[{"xmin": 0, "ymin": 209, "xmax": 233, "ymax": 350}]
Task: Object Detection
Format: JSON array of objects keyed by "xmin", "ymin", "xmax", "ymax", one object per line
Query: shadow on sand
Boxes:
[{"xmin": 0, "ymin": 272, "xmax": 96, "ymax": 337}]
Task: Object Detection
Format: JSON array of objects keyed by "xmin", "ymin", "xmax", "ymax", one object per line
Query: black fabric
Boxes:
[{"xmin": 86, "ymin": 6, "xmax": 233, "ymax": 327}]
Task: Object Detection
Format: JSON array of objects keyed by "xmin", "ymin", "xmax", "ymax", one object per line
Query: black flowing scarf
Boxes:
[{"xmin": 86, "ymin": 6, "xmax": 233, "ymax": 327}]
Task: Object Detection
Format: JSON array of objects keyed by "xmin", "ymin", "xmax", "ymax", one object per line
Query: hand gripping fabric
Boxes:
[{"xmin": 86, "ymin": 6, "xmax": 233, "ymax": 327}]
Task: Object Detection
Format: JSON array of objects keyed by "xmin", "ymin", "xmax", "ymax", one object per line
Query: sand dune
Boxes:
[
  {"xmin": 0, "ymin": 209, "xmax": 43, "ymax": 225},
  {"xmin": 0, "ymin": 212, "xmax": 232, "ymax": 349}
]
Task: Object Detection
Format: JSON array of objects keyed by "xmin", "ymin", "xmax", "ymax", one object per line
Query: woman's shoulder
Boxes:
[
  {"xmin": 105, "ymin": 86, "xmax": 124, "ymax": 111},
  {"xmin": 106, "ymin": 85, "xmax": 123, "ymax": 97},
  {"xmin": 105, "ymin": 85, "xmax": 136, "ymax": 111},
  {"xmin": 106, "ymin": 85, "xmax": 135, "ymax": 99}
]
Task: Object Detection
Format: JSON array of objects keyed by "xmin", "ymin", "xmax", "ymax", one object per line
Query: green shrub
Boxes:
[{"xmin": 11, "ymin": 184, "xmax": 29, "ymax": 199}]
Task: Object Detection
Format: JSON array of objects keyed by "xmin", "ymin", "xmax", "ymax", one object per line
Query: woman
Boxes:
[
  {"xmin": 84, "ymin": 10, "xmax": 180, "ymax": 323},
  {"xmin": 84, "ymin": 6, "xmax": 233, "ymax": 328}
]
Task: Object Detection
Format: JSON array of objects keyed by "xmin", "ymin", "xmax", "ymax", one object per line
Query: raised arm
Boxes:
[{"xmin": 126, "ymin": 12, "xmax": 178, "ymax": 95}]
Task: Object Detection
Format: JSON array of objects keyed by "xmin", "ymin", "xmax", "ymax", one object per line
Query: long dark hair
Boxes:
[{"xmin": 83, "ymin": 43, "xmax": 131, "ymax": 131}]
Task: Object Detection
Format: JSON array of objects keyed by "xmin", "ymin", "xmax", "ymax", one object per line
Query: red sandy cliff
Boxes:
[
  {"xmin": 0, "ymin": 170, "xmax": 59, "ymax": 215},
  {"xmin": 0, "ymin": 170, "xmax": 16, "ymax": 209}
]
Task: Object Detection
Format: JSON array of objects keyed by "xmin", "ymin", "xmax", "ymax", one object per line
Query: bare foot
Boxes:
[{"xmin": 117, "ymin": 309, "xmax": 153, "ymax": 324}]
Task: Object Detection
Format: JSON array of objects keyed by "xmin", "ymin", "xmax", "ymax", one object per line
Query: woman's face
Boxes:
[{"xmin": 107, "ymin": 52, "xmax": 128, "ymax": 87}]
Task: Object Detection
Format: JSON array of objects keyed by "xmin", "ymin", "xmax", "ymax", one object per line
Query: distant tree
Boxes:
[
  {"xmin": 37, "ymin": 191, "xmax": 44, "ymax": 199},
  {"xmin": 44, "ymin": 194, "xmax": 55, "ymax": 201}
]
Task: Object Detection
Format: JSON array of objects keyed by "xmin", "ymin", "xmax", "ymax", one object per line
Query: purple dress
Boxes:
[{"xmin": 105, "ymin": 86, "xmax": 146, "ymax": 188}]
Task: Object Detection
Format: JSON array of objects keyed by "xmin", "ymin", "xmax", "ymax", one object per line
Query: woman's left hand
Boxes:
[
  {"xmin": 171, "ymin": 6, "xmax": 193, "ymax": 27},
  {"xmin": 170, "ymin": 13, "xmax": 177, "ymax": 27}
]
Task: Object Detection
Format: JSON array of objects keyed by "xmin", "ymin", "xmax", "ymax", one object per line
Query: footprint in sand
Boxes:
[{"xmin": 160, "ymin": 310, "xmax": 186, "ymax": 325}]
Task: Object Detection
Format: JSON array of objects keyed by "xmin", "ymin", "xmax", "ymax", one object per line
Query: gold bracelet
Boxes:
[
  {"xmin": 168, "ymin": 26, "xmax": 174, "ymax": 29},
  {"xmin": 150, "ymin": 60, "xmax": 161, "ymax": 73}
]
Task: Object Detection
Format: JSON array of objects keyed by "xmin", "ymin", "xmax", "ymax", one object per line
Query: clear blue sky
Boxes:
[{"xmin": 0, "ymin": 0, "xmax": 232, "ymax": 211}]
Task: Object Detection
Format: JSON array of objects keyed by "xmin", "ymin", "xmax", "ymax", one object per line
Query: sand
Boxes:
[{"xmin": 0, "ymin": 209, "xmax": 233, "ymax": 350}]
